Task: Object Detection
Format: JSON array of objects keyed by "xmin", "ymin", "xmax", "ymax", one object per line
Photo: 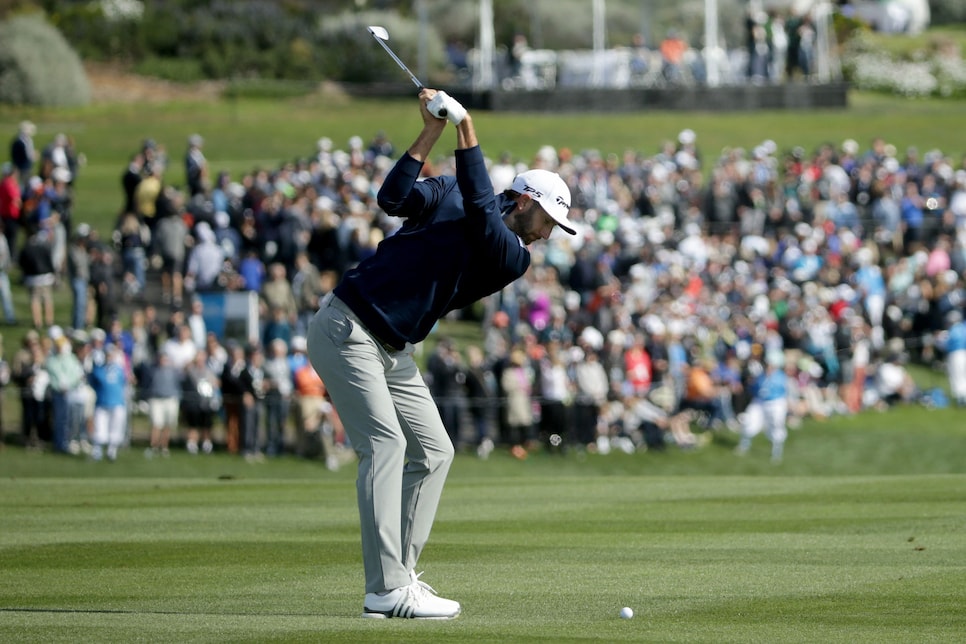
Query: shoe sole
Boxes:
[{"xmin": 361, "ymin": 609, "xmax": 460, "ymax": 620}]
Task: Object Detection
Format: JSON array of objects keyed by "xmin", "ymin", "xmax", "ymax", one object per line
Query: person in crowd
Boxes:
[
  {"xmin": 0, "ymin": 220, "xmax": 16, "ymax": 325},
  {"xmin": 735, "ymin": 349, "xmax": 789, "ymax": 463},
  {"xmin": 186, "ymin": 297, "xmax": 208, "ymax": 350},
  {"xmin": 220, "ymin": 341, "xmax": 247, "ymax": 455},
  {"xmin": 182, "ymin": 348, "xmax": 220, "ymax": 455},
  {"xmin": 184, "ymin": 221, "xmax": 224, "ymax": 294},
  {"xmin": 67, "ymin": 223, "xmax": 91, "ymax": 330},
  {"xmin": 154, "ymin": 193, "xmax": 188, "ymax": 307},
  {"xmin": 262, "ymin": 305, "xmax": 293, "ymax": 349},
  {"xmin": 134, "ymin": 161, "xmax": 163, "ymax": 237},
  {"xmin": 291, "ymin": 251, "xmax": 325, "ymax": 336},
  {"xmin": 0, "ymin": 162, "xmax": 22, "ymax": 262},
  {"xmin": 185, "ymin": 134, "xmax": 208, "ymax": 198},
  {"xmin": 19, "ymin": 228, "xmax": 56, "ymax": 329},
  {"xmin": 462, "ymin": 344, "xmax": 495, "ymax": 459},
  {"xmin": 572, "ymin": 337, "xmax": 609, "ymax": 450},
  {"xmin": 535, "ymin": 340, "xmax": 573, "ymax": 450},
  {"xmin": 11, "ymin": 330, "xmax": 47, "ymax": 449},
  {"xmin": 239, "ymin": 342, "xmax": 267, "ymax": 463},
  {"xmin": 116, "ymin": 211, "xmax": 149, "ymax": 299},
  {"xmin": 45, "ymin": 330, "xmax": 85, "ymax": 455},
  {"xmin": 937, "ymin": 310, "xmax": 966, "ymax": 407},
  {"xmin": 262, "ymin": 338, "xmax": 293, "ymax": 457},
  {"xmin": 10, "ymin": 121, "xmax": 37, "ymax": 190},
  {"xmin": 67, "ymin": 331, "xmax": 95, "ymax": 456},
  {"xmin": 500, "ymin": 347, "xmax": 536, "ymax": 459},
  {"xmin": 88, "ymin": 242, "xmax": 119, "ymax": 331},
  {"xmin": 659, "ymin": 29, "xmax": 689, "ymax": 84},
  {"xmin": 144, "ymin": 350, "xmax": 182, "ymax": 458},
  {"xmin": 261, "ymin": 262, "xmax": 298, "ymax": 323},
  {"xmin": 426, "ymin": 337, "xmax": 465, "ymax": 449},
  {"xmin": 160, "ymin": 323, "xmax": 197, "ymax": 371},
  {"xmin": 872, "ymin": 349, "xmax": 918, "ymax": 408},
  {"xmin": 120, "ymin": 152, "xmax": 144, "ymax": 217},
  {"xmin": 88, "ymin": 343, "xmax": 129, "ymax": 462},
  {"xmin": 291, "ymin": 336, "xmax": 347, "ymax": 470}
]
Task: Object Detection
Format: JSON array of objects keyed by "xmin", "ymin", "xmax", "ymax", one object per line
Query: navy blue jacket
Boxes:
[{"xmin": 335, "ymin": 145, "xmax": 529, "ymax": 350}]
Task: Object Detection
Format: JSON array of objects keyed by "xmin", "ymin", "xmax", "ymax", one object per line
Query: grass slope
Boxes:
[{"xmin": 2, "ymin": 90, "xmax": 964, "ymax": 241}]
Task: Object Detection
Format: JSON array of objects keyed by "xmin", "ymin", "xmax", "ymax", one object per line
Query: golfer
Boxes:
[{"xmin": 307, "ymin": 87, "xmax": 575, "ymax": 619}]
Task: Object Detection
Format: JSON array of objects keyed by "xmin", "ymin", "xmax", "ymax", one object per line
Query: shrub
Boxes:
[
  {"xmin": 841, "ymin": 29, "xmax": 966, "ymax": 98},
  {"xmin": 0, "ymin": 13, "xmax": 91, "ymax": 106},
  {"xmin": 134, "ymin": 56, "xmax": 206, "ymax": 83},
  {"xmin": 317, "ymin": 11, "xmax": 447, "ymax": 85},
  {"xmin": 929, "ymin": 0, "xmax": 966, "ymax": 26}
]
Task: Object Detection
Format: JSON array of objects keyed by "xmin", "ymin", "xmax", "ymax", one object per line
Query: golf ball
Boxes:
[{"xmin": 620, "ymin": 606, "xmax": 634, "ymax": 619}]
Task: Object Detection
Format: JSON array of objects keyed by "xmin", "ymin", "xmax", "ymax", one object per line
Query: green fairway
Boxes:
[{"xmin": 2, "ymin": 407, "xmax": 966, "ymax": 643}]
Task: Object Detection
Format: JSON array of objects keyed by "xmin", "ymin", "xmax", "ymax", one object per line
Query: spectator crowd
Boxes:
[{"xmin": 3, "ymin": 114, "xmax": 966, "ymax": 465}]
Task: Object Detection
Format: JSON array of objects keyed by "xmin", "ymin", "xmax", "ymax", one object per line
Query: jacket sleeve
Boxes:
[
  {"xmin": 455, "ymin": 146, "xmax": 530, "ymax": 271},
  {"xmin": 377, "ymin": 152, "xmax": 447, "ymax": 221}
]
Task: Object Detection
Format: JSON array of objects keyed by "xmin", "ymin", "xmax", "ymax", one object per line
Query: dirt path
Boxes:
[{"xmin": 86, "ymin": 62, "xmax": 225, "ymax": 103}]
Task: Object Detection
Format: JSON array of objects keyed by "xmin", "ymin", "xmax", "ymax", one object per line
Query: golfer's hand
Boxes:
[
  {"xmin": 419, "ymin": 89, "xmax": 447, "ymax": 128},
  {"xmin": 426, "ymin": 90, "xmax": 466, "ymax": 125}
]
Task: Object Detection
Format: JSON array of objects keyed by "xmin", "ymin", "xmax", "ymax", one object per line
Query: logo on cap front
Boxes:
[{"xmin": 522, "ymin": 185, "xmax": 544, "ymax": 199}]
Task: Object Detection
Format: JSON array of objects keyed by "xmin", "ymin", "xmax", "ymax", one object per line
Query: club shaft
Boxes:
[{"xmin": 372, "ymin": 38, "xmax": 423, "ymax": 89}]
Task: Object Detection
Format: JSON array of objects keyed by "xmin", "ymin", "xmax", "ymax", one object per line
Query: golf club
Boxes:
[{"xmin": 366, "ymin": 25, "xmax": 446, "ymax": 116}]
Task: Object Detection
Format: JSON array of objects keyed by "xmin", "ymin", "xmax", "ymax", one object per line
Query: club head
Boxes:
[{"xmin": 367, "ymin": 26, "xmax": 389, "ymax": 41}]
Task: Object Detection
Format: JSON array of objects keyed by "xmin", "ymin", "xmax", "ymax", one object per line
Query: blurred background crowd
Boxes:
[{"xmin": 2, "ymin": 115, "xmax": 965, "ymax": 465}]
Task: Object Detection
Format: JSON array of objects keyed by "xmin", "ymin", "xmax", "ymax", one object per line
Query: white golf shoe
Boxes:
[{"xmin": 362, "ymin": 571, "xmax": 461, "ymax": 619}]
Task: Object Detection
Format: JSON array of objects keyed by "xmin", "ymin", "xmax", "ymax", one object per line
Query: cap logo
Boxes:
[
  {"xmin": 522, "ymin": 184, "xmax": 544, "ymax": 199},
  {"xmin": 522, "ymin": 184, "xmax": 570, "ymax": 210}
]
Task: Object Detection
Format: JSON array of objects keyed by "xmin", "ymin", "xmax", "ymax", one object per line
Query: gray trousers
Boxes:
[{"xmin": 307, "ymin": 295, "xmax": 455, "ymax": 594}]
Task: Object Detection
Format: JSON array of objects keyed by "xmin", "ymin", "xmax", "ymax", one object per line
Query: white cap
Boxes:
[{"xmin": 510, "ymin": 169, "xmax": 575, "ymax": 235}]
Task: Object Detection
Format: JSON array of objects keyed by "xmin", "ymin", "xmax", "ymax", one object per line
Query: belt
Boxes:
[{"xmin": 324, "ymin": 293, "xmax": 402, "ymax": 354}]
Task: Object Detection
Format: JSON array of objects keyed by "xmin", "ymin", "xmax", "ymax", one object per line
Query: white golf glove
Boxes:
[{"xmin": 427, "ymin": 91, "xmax": 466, "ymax": 125}]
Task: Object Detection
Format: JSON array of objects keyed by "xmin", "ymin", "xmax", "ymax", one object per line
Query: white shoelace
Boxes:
[{"xmin": 410, "ymin": 571, "xmax": 439, "ymax": 597}]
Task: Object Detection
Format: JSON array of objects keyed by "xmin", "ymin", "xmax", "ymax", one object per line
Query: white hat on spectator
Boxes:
[
  {"xmin": 317, "ymin": 137, "xmax": 332, "ymax": 152},
  {"xmin": 842, "ymin": 139, "xmax": 860, "ymax": 155},
  {"xmin": 348, "ymin": 135, "xmax": 363, "ymax": 150},
  {"xmin": 48, "ymin": 325, "xmax": 64, "ymax": 340},
  {"xmin": 535, "ymin": 145, "xmax": 558, "ymax": 169},
  {"xmin": 579, "ymin": 326, "xmax": 604, "ymax": 351},
  {"xmin": 644, "ymin": 316, "xmax": 666, "ymax": 336},
  {"xmin": 678, "ymin": 128, "xmax": 696, "ymax": 145},
  {"xmin": 351, "ymin": 174, "xmax": 370, "ymax": 195},
  {"xmin": 607, "ymin": 329, "xmax": 626, "ymax": 347}
]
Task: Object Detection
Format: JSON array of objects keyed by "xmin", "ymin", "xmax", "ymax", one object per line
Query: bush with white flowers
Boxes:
[{"xmin": 842, "ymin": 30, "xmax": 966, "ymax": 98}]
